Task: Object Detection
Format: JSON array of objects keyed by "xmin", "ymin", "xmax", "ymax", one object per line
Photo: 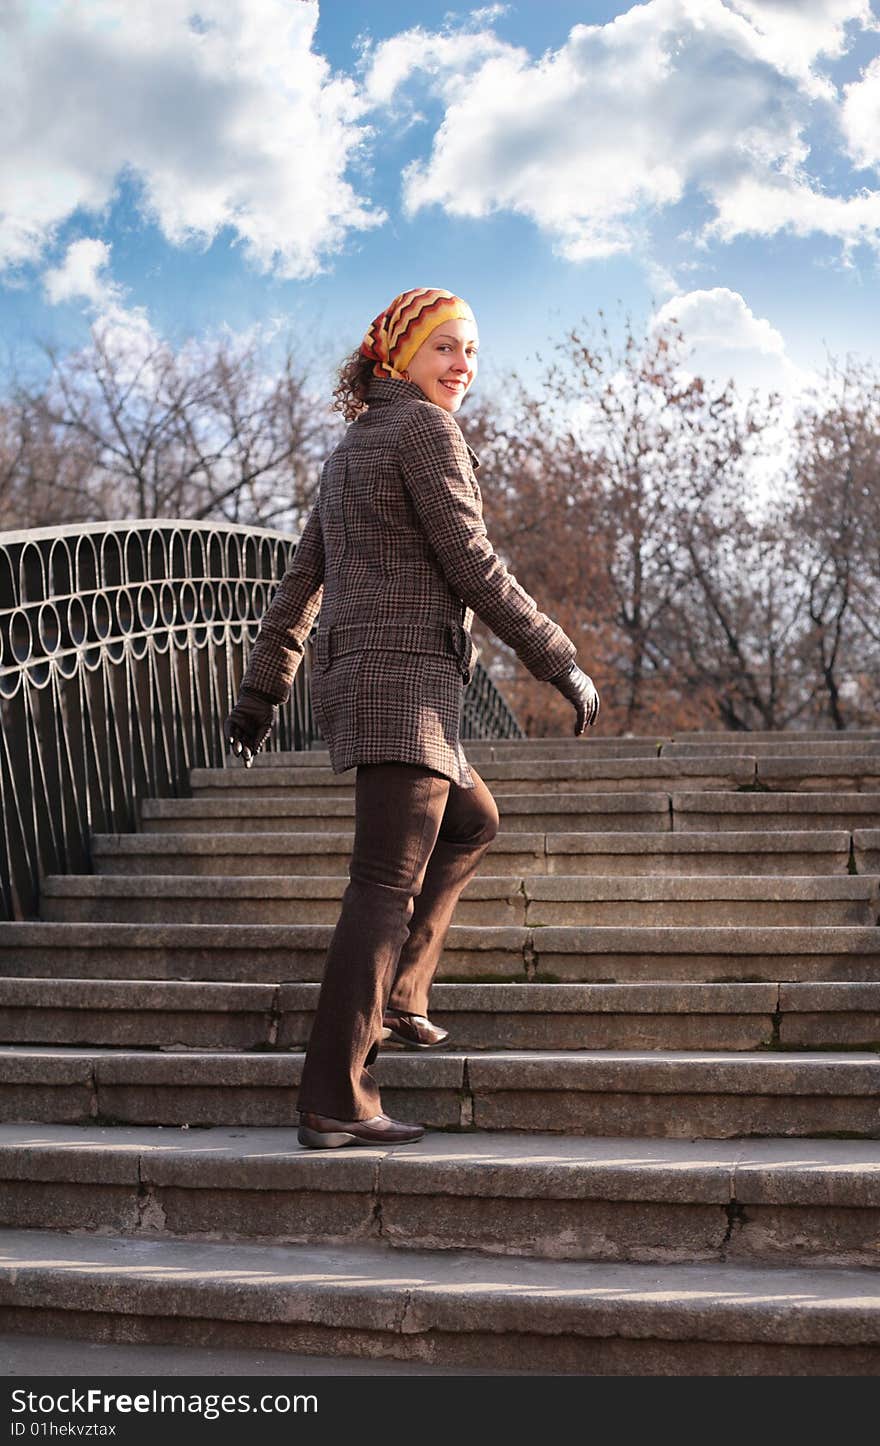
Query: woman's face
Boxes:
[{"xmin": 404, "ymin": 317, "xmax": 479, "ymax": 413}]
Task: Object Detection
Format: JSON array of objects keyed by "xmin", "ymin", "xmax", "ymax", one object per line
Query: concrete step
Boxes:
[
  {"xmin": 2, "ymin": 1124, "xmax": 880, "ymax": 1270},
  {"xmin": 2, "ymin": 1045, "xmax": 880, "ymax": 1137},
  {"xmin": 855, "ymin": 831, "xmax": 880, "ymax": 873},
  {"xmin": 679, "ymin": 729, "xmax": 880, "ymax": 743},
  {"xmin": 96, "ymin": 828, "xmax": 555, "ymax": 875},
  {"xmin": 140, "ymin": 792, "xmax": 677, "ymax": 834},
  {"xmin": 0, "ymin": 1227, "xmax": 877, "ymax": 1373},
  {"xmin": 673, "ymin": 792, "xmax": 880, "ymax": 832},
  {"xmin": 90, "ymin": 828, "xmax": 855, "ymax": 878},
  {"xmin": 38, "ymin": 873, "xmax": 880, "ymax": 927},
  {"xmin": 4, "ymin": 980, "xmax": 880, "ymax": 1052},
  {"xmin": 252, "ymin": 731, "xmax": 880, "ymax": 770},
  {"xmin": 196, "ymin": 757, "xmax": 759, "ymax": 795},
  {"xmin": 4, "ymin": 920, "xmax": 880, "ymax": 983},
  {"xmin": 664, "ymin": 740, "xmax": 880, "ymax": 759},
  {"xmin": 227, "ymin": 753, "xmax": 880, "ymax": 793},
  {"xmin": 256, "ymin": 739, "xmax": 670, "ymax": 765},
  {"xmin": 0, "ymin": 1330, "xmax": 482, "ymax": 1377},
  {"xmin": 139, "ymin": 792, "xmax": 880, "ymax": 836},
  {"xmin": 260, "ymin": 739, "xmax": 880, "ymax": 766},
  {"xmin": 753, "ymin": 757, "xmax": 880, "ymax": 791}
]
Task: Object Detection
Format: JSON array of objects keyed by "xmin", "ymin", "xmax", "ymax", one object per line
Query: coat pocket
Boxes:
[
  {"xmin": 310, "ymin": 651, "xmax": 363, "ymax": 743},
  {"xmin": 446, "ymin": 621, "xmax": 480, "ymax": 685}
]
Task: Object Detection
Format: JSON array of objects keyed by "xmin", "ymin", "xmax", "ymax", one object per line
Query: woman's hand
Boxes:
[
  {"xmin": 224, "ymin": 687, "xmax": 277, "ymax": 767},
  {"xmin": 548, "ymin": 661, "xmax": 600, "ymax": 735}
]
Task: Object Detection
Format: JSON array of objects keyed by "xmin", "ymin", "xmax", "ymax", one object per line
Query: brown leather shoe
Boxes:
[
  {"xmin": 298, "ymin": 1111, "xmax": 425, "ymax": 1150},
  {"xmin": 382, "ymin": 1010, "xmax": 450, "ymax": 1050}
]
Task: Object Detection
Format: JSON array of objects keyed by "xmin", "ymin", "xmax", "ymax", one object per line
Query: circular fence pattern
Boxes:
[{"xmin": 0, "ymin": 521, "xmax": 298, "ymax": 683}]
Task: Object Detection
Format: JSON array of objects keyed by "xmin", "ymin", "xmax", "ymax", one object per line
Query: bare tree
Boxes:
[
  {"xmin": 541, "ymin": 313, "xmax": 782, "ymax": 732},
  {"xmin": 14, "ymin": 322, "xmax": 336, "ymax": 530},
  {"xmin": 460, "ymin": 381, "xmax": 610, "ymax": 736},
  {"xmin": 0, "ymin": 393, "xmax": 104, "ymax": 529},
  {"xmin": 790, "ymin": 354, "xmax": 880, "ymax": 726}
]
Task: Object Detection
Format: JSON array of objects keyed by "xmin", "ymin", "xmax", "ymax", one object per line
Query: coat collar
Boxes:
[
  {"xmin": 364, "ymin": 377, "xmax": 481, "ymax": 470},
  {"xmin": 365, "ymin": 376, "xmax": 425, "ymax": 408}
]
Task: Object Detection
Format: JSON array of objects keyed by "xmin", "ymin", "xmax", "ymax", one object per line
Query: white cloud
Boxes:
[
  {"xmin": 0, "ymin": 0, "xmax": 383, "ymax": 278},
  {"xmin": 724, "ymin": 0, "xmax": 877, "ymax": 93},
  {"xmin": 40, "ymin": 230, "xmax": 163, "ymax": 385},
  {"xmin": 842, "ymin": 54, "xmax": 880, "ymax": 168},
  {"xmin": 652, "ymin": 286, "xmax": 811, "ymax": 395},
  {"xmin": 362, "ymin": 24, "xmax": 516, "ymax": 106},
  {"xmin": 650, "ymin": 286, "xmax": 817, "ymax": 501},
  {"xmin": 43, "ymin": 237, "xmax": 121, "ymax": 307},
  {"xmin": 366, "ymin": 0, "xmax": 880, "ymax": 263},
  {"xmin": 703, "ymin": 171, "xmax": 880, "ymax": 254}
]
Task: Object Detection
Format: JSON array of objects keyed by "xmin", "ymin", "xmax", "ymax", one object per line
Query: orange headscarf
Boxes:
[{"xmin": 360, "ymin": 287, "xmax": 476, "ymax": 381}]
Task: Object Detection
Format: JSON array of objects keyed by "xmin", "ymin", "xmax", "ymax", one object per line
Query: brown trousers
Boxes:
[{"xmin": 296, "ymin": 761, "xmax": 500, "ymax": 1120}]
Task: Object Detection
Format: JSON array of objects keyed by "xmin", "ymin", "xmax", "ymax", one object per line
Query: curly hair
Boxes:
[{"xmin": 332, "ymin": 349, "xmax": 376, "ymax": 423}]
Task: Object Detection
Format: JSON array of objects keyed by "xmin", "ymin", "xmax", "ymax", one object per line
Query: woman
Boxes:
[{"xmin": 225, "ymin": 286, "xmax": 599, "ymax": 1150}]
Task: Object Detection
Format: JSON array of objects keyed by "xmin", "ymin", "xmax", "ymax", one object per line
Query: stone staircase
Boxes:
[{"xmin": 2, "ymin": 731, "xmax": 880, "ymax": 1374}]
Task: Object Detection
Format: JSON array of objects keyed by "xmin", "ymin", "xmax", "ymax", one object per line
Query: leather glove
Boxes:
[
  {"xmin": 548, "ymin": 660, "xmax": 600, "ymax": 735},
  {"xmin": 224, "ymin": 686, "xmax": 277, "ymax": 768}
]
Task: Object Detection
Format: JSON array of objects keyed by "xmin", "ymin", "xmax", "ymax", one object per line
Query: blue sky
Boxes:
[{"xmin": 2, "ymin": 0, "xmax": 880, "ymax": 403}]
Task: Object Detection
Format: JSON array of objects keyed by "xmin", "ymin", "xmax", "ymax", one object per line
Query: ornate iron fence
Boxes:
[{"xmin": 0, "ymin": 519, "xmax": 523, "ymax": 921}]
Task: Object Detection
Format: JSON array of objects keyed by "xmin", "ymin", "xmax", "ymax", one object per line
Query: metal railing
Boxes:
[{"xmin": 0, "ymin": 519, "xmax": 523, "ymax": 921}]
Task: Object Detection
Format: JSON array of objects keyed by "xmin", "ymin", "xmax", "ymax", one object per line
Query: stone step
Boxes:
[
  {"xmin": 3, "ymin": 980, "xmax": 880, "ymax": 1052},
  {"xmin": 855, "ymin": 831, "xmax": 880, "ymax": 873},
  {"xmin": 255, "ymin": 739, "xmax": 670, "ymax": 765},
  {"xmin": 195, "ymin": 757, "xmax": 759, "ymax": 795},
  {"xmin": 38, "ymin": 873, "xmax": 880, "ymax": 928},
  {"xmin": 752, "ymin": 758, "xmax": 880, "ymax": 791},
  {"xmin": 141, "ymin": 791, "xmax": 677, "ymax": 834},
  {"xmin": 663, "ymin": 740, "xmax": 880, "ymax": 759},
  {"xmin": 139, "ymin": 792, "xmax": 880, "ymax": 835},
  {"xmin": 681, "ymin": 729, "xmax": 880, "ymax": 743},
  {"xmin": 4, "ymin": 921, "xmax": 880, "ymax": 983},
  {"xmin": 91, "ymin": 828, "xmax": 854, "ymax": 878},
  {"xmin": 2, "ymin": 1045, "xmax": 880, "ymax": 1137},
  {"xmin": 228, "ymin": 754, "xmax": 880, "ymax": 792},
  {"xmin": 673, "ymin": 793, "xmax": 880, "ymax": 832},
  {"xmin": 257, "ymin": 738, "xmax": 880, "ymax": 767},
  {"xmin": 2, "ymin": 1124, "xmax": 879, "ymax": 1270},
  {"xmin": 252, "ymin": 730, "xmax": 880, "ymax": 770},
  {"xmin": 0, "ymin": 1227, "xmax": 877, "ymax": 1373}
]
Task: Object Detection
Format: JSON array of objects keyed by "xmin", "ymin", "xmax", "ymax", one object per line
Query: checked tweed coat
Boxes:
[{"xmin": 240, "ymin": 376, "xmax": 577, "ymax": 788}]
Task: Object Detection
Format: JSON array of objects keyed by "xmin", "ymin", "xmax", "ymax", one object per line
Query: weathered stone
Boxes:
[
  {"xmin": 523, "ymin": 875, "xmax": 878, "ymax": 927},
  {"xmin": 779, "ymin": 983, "xmax": 880, "ymax": 1046},
  {"xmin": 755, "ymin": 756, "xmax": 880, "ymax": 792},
  {"xmin": 192, "ymin": 757, "xmax": 756, "ymax": 797},
  {"xmin": 39, "ymin": 873, "xmax": 527, "ymax": 928},
  {"xmin": 529, "ymin": 924, "xmax": 880, "ymax": 983},
  {"xmin": 0, "ymin": 1228, "xmax": 879, "ymax": 1370},
  {"xmin": 279, "ymin": 981, "xmax": 777, "ymax": 1052},
  {"xmin": 0, "ymin": 978, "xmax": 276, "ymax": 1049},
  {"xmin": 663, "ymin": 739, "xmax": 880, "ymax": 758},
  {"xmin": 673, "ymin": 791, "xmax": 880, "ymax": 832},
  {"xmin": 0, "ymin": 921, "xmax": 530, "ymax": 983},
  {"xmin": 92, "ymin": 829, "xmax": 548, "ymax": 878},
  {"xmin": 544, "ymin": 829, "xmax": 851, "ymax": 877},
  {"xmin": 853, "ymin": 829, "xmax": 880, "ymax": 875},
  {"xmin": 140, "ymin": 792, "xmax": 674, "ymax": 836}
]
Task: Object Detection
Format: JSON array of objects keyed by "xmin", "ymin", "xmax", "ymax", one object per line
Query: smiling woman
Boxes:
[{"xmin": 223, "ymin": 283, "xmax": 599, "ymax": 1151}]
